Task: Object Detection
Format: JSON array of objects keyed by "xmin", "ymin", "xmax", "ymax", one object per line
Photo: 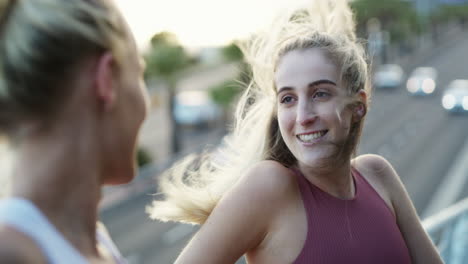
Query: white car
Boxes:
[
  {"xmin": 174, "ymin": 90, "xmax": 222, "ymax": 127},
  {"xmin": 441, "ymin": 80, "xmax": 468, "ymax": 113},
  {"xmin": 406, "ymin": 67, "xmax": 438, "ymax": 95},
  {"xmin": 373, "ymin": 64, "xmax": 404, "ymax": 89}
]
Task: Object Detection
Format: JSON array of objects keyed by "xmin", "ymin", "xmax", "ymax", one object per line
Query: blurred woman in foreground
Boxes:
[
  {"xmin": 149, "ymin": 0, "xmax": 443, "ymax": 263},
  {"xmin": 0, "ymin": 0, "xmax": 148, "ymax": 263}
]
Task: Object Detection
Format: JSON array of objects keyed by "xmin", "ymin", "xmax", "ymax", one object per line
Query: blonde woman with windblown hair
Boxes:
[
  {"xmin": 149, "ymin": 1, "xmax": 443, "ymax": 263},
  {"xmin": 0, "ymin": 0, "xmax": 149, "ymax": 263}
]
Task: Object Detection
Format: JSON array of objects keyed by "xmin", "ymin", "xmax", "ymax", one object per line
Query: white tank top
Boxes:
[{"xmin": 0, "ymin": 197, "xmax": 127, "ymax": 264}]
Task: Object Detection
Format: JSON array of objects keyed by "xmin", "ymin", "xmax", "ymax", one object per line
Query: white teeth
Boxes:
[{"xmin": 297, "ymin": 131, "xmax": 325, "ymax": 142}]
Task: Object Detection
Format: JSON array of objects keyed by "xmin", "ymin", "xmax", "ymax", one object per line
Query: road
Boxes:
[{"xmin": 100, "ymin": 30, "xmax": 468, "ymax": 263}]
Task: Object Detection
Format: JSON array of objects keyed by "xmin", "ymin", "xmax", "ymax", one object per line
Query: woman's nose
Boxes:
[{"xmin": 297, "ymin": 102, "xmax": 317, "ymax": 127}]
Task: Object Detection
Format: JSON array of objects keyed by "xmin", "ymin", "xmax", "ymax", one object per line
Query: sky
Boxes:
[{"xmin": 115, "ymin": 0, "xmax": 308, "ymax": 49}]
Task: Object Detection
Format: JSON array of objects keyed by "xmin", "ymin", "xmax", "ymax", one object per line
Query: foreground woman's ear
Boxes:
[{"xmin": 95, "ymin": 52, "xmax": 116, "ymax": 111}]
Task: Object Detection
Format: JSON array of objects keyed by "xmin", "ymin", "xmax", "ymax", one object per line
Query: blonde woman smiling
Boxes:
[{"xmin": 149, "ymin": 1, "xmax": 443, "ymax": 263}]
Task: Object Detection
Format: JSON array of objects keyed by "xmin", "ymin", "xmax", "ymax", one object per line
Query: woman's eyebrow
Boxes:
[
  {"xmin": 308, "ymin": 79, "xmax": 337, "ymax": 88},
  {"xmin": 277, "ymin": 79, "xmax": 337, "ymax": 94},
  {"xmin": 277, "ymin": 86, "xmax": 294, "ymax": 94}
]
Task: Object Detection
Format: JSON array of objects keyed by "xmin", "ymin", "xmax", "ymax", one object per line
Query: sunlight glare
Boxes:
[{"xmin": 116, "ymin": 0, "xmax": 309, "ymax": 49}]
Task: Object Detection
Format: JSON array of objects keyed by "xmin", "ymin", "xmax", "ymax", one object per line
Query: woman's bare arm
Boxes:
[{"xmin": 175, "ymin": 160, "xmax": 294, "ymax": 264}]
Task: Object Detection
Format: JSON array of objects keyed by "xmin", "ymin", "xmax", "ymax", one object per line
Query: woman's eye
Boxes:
[
  {"xmin": 280, "ymin": 95, "xmax": 295, "ymax": 104},
  {"xmin": 313, "ymin": 91, "xmax": 330, "ymax": 99}
]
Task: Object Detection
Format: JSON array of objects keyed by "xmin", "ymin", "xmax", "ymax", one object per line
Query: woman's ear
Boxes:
[
  {"xmin": 95, "ymin": 52, "xmax": 116, "ymax": 111},
  {"xmin": 354, "ymin": 103, "xmax": 366, "ymax": 118},
  {"xmin": 352, "ymin": 90, "xmax": 367, "ymax": 122}
]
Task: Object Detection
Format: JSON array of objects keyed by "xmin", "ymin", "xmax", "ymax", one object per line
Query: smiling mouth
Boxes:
[{"xmin": 296, "ymin": 130, "xmax": 328, "ymax": 143}]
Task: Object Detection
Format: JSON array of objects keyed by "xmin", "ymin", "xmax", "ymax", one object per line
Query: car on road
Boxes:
[
  {"xmin": 441, "ymin": 80, "xmax": 468, "ymax": 113},
  {"xmin": 406, "ymin": 67, "xmax": 438, "ymax": 96},
  {"xmin": 174, "ymin": 90, "xmax": 222, "ymax": 128},
  {"xmin": 373, "ymin": 64, "xmax": 404, "ymax": 90}
]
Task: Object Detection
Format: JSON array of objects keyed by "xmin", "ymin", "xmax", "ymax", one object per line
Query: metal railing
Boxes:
[{"xmin": 423, "ymin": 197, "xmax": 468, "ymax": 264}]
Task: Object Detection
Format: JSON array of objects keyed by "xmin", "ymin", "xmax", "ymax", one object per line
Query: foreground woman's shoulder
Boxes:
[{"xmin": 0, "ymin": 225, "xmax": 47, "ymax": 264}]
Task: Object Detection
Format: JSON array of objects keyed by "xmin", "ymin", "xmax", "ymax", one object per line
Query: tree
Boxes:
[
  {"xmin": 351, "ymin": 0, "xmax": 421, "ymax": 43},
  {"xmin": 210, "ymin": 80, "xmax": 242, "ymax": 108},
  {"xmin": 137, "ymin": 147, "xmax": 152, "ymax": 167},
  {"xmin": 145, "ymin": 32, "xmax": 192, "ymax": 154},
  {"xmin": 221, "ymin": 43, "xmax": 244, "ymax": 62},
  {"xmin": 209, "ymin": 42, "xmax": 249, "ymax": 127},
  {"xmin": 431, "ymin": 4, "xmax": 468, "ymax": 25}
]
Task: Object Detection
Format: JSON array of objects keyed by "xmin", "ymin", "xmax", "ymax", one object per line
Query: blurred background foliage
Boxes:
[
  {"xmin": 220, "ymin": 43, "xmax": 244, "ymax": 62},
  {"xmin": 136, "ymin": 147, "xmax": 153, "ymax": 167},
  {"xmin": 431, "ymin": 4, "xmax": 468, "ymax": 24},
  {"xmin": 209, "ymin": 80, "xmax": 242, "ymax": 108},
  {"xmin": 145, "ymin": 32, "xmax": 193, "ymax": 78},
  {"xmin": 352, "ymin": 0, "xmax": 422, "ymax": 43},
  {"xmin": 210, "ymin": 42, "xmax": 245, "ymax": 109}
]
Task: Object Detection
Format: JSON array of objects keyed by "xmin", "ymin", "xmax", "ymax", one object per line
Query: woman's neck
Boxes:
[
  {"xmin": 10, "ymin": 124, "xmax": 103, "ymax": 257},
  {"xmin": 298, "ymin": 160, "xmax": 355, "ymax": 199}
]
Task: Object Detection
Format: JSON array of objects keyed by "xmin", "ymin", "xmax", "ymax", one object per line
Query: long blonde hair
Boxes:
[{"xmin": 148, "ymin": 0, "xmax": 371, "ymax": 225}]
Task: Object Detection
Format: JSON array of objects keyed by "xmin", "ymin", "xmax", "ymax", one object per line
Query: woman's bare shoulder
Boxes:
[
  {"xmin": 217, "ymin": 160, "xmax": 298, "ymax": 228},
  {"xmin": 0, "ymin": 225, "xmax": 47, "ymax": 264},
  {"xmin": 240, "ymin": 160, "xmax": 297, "ymax": 201},
  {"xmin": 353, "ymin": 154, "xmax": 398, "ymax": 182},
  {"xmin": 353, "ymin": 154, "xmax": 390, "ymax": 170},
  {"xmin": 352, "ymin": 154, "xmax": 402, "ymax": 213},
  {"xmin": 353, "ymin": 154, "xmax": 410, "ymax": 201}
]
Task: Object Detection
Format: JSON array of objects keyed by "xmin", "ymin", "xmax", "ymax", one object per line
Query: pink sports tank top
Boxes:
[{"xmin": 292, "ymin": 167, "xmax": 412, "ymax": 264}]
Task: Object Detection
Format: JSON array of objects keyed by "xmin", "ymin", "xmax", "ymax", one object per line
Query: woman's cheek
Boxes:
[{"xmin": 278, "ymin": 110, "xmax": 296, "ymax": 141}]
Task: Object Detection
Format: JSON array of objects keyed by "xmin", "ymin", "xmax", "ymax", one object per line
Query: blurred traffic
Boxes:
[
  {"xmin": 441, "ymin": 80, "xmax": 468, "ymax": 113},
  {"xmin": 406, "ymin": 67, "xmax": 438, "ymax": 96},
  {"xmin": 174, "ymin": 90, "xmax": 222, "ymax": 128},
  {"xmin": 373, "ymin": 64, "xmax": 405, "ymax": 90}
]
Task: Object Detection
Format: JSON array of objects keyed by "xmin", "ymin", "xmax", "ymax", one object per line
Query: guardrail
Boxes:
[{"xmin": 423, "ymin": 197, "xmax": 468, "ymax": 264}]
